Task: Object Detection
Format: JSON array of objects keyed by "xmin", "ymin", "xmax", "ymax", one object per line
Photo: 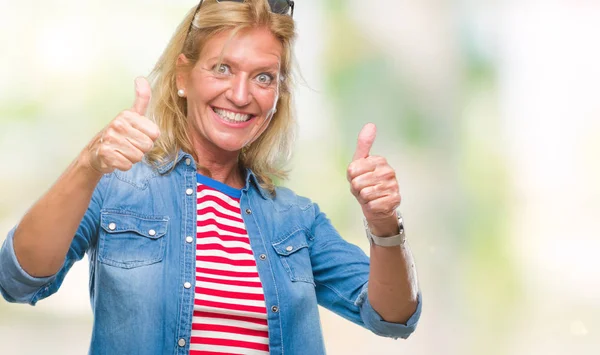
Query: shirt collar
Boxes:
[
  {"xmin": 243, "ymin": 168, "xmax": 270, "ymax": 200},
  {"xmin": 155, "ymin": 150, "xmax": 189, "ymax": 175},
  {"xmin": 155, "ymin": 150, "xmax": 270, "ymax": 200}
]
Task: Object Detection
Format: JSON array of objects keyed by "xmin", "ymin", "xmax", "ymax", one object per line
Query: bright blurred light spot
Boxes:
[
  {"xmin": 37, "ymin": 21, "xmax": 91, "ymax": 74},
  {"xmin": 570, "ymin": 320, "xmax": 588, "ymax": 337}
]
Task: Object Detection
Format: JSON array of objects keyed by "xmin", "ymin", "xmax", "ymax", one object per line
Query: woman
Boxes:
[{"xmin": 0, "ymin": 0, "xmax": 421, "ymax": 354}]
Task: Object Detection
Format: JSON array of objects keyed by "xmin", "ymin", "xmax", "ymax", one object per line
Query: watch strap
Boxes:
[{"xmin": 364, "ymin": 213, "xmax": 406, "ymax": 247}]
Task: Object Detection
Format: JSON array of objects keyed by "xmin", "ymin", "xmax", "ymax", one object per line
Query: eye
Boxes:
[
  {"xmin": 214, "ymin": 64, "xmax": 230, "ymax": 75},
  {"xmin": 256, "ymin": 73, "xmax": 274, "ymax": 85}
]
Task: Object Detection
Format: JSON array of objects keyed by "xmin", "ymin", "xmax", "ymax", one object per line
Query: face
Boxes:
[{"xmin": 177, "ymin": 27, "xmax": 283, "ymax": 157}]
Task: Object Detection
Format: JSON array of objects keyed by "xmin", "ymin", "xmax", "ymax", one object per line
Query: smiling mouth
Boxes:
[{"xmin": 213, "ymin": 107, "xmax": 254, "ymax": 123}]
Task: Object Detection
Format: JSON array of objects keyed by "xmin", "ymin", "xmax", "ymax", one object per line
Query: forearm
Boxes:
[
  {"xmin": 347, "ymin": 124, "xmax": 420, "ymax": 324},
  {"xmin": 367, "ymin": 216, "xmax": 419, "ymax": 324},
  {"xmin": 13, "ymin": 151, "xmax": 102, "ymax": 277}
]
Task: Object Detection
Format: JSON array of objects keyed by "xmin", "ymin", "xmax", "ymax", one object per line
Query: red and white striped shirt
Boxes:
[{"xmin": 190, "ymin": 174, "xmax": 269, "ymax": 355}]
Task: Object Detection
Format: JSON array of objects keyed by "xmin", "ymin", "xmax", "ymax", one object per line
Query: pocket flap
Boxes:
[
  {"xmin": 272, "ymin": 228, "xmax": 309, "ymax": 256},
  {"xmin": 100, "ymin": 211, "xmax": 168, "ymax": 239}
]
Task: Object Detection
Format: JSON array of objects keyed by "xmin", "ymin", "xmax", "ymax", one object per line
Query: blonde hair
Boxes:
[{"xmin": 147, "ymin": 0, "xmax": 296, "ymax": 194}]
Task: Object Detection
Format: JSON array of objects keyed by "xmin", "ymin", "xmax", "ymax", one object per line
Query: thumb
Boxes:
[
  {"xmin": 352, "ymin": 123, "xmax": 377, "ymax": 161},
  {"xmin": 132, "ymin": 77, "xmax": 152, "ymax": 115}
]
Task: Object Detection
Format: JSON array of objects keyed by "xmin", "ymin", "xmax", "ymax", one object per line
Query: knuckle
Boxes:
[
  {"xmin": 379, "ymin": 168, "xmax": 396, "ymax": 181},
  {"xmin": 347, "ymin": 172, "xmax": 357, "ymax": 183},
  {"xmin": 103, "ymin": 127, "xmax": 115, "ymax": 140},
  {"xmin": 384, "ymin": 166, "xmax": 396, "ymax": 176},
  {"xmin": 347, "ymin": 163, "xmax": 357, "ymax": 177},
  {"xmin": 359, "ymin": 188, "xmax": 372, "ymax": 201},
  {"xmin": 149, "ymin": 123, "xmax": 161, "ymax": 140},
  {"xmin": 142, "ymin": 139, "xmax": 153, "ymax": 152},
  {"xmin": 134, "ymin": 150, "xmax": 144, "ymax": 162},
  {"xmin": 374, "ymin": 156, "xmax": 386, "ymax": 164},
  {"xmin": 112, "ymin": 117, "xmax": 126, "ymax": 130},
  {"xmin": 384, "ymin": 179, "xmax": 398, "ymax": 190},
  {"xmin": 121, "ymin": 161, "xmax": 133, "ymax": 171},
  {"xmin": 351, "ymin": 179, "xmax": 361, "ymax": 192},
  {"xmin": 359, "ymin": 188, "xmax": 368, "ymax": 200},
  {"xmin": 96, "ymin": 145, "xmax": 109, "ymax": 158}
]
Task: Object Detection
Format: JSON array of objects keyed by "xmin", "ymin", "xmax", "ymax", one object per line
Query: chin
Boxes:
[{"xmin": 212, "ymin": 139, "xmax": 247, "ymax": 153}]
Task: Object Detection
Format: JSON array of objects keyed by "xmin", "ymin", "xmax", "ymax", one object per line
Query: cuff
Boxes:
[
  {"xmin": 355, "ymin": 283, "xmax": 422, "ymax": 339},
  {"xmin": 0, "ymin": 229, "xmax": 56, "ymax": 305}
]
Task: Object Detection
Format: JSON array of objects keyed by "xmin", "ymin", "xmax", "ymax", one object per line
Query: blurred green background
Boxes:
[{"xmin": 1, "ymin": 0, "xmax": 599, "ymax": 354}]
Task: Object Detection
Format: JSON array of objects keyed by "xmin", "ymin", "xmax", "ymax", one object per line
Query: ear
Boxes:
[{"xmin": 176, "ymin": 54, "xmax": 191, "ymax": 91}]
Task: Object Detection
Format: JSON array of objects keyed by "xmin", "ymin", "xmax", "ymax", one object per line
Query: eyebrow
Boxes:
[{"xmin": 206, "ymin": 55, "xmax": 281, "ymax": 73}]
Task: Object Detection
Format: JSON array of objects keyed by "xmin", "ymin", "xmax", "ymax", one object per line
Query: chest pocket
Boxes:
[
  {"xmin": 272, "ymin": 228, "xmax": 315, "ymax": 285},
  {"xmin": 99, "ymin": 211, "xmax": 169, "ymax": 269}
]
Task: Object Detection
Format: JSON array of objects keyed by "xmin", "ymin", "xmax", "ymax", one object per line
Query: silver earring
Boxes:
[{"xmin": 177, "ymin": 89, "xmax": 185, "ymax": 97}]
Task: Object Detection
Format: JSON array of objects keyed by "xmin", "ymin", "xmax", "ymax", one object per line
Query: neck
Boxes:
[{"xmin": 191, "ymin": 143, "xmax": 244, "ymax": 190}]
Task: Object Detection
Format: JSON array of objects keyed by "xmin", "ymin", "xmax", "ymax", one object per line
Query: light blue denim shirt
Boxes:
[{"xmin": 0, "ymin": 151, "xmax": 421, "ymax": 354}]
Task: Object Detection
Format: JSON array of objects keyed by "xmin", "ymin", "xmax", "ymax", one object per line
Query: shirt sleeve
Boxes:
[
  {"xmin": 0, "ymin": 175, "xmax": 108, "ymax": 305},
  {"xmin": 0, "ymin": 229, "xmax": 57, "ymax": 304},
  {"xmin": 355, "ymin": 282, "xmax": 422, "ymax": 339},
  {"xmin": 309, "ymin": 202, "xmax": 422, "ymax": 339}
]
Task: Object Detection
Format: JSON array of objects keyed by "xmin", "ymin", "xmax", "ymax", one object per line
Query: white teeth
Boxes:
[{"xmin": 214, "ymin": 108, "xmax": 251, "ymax": 123}]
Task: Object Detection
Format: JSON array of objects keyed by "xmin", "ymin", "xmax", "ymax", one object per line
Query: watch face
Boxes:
[{"xmin": 398, "ymin": 215, "xmax": 405, "ymax": 235}]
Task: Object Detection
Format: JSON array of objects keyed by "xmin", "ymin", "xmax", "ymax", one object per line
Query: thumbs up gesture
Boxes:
[
  {"xmin": 347, "ymin": 123, "xmax": 401, "ymax": 232},
  {"xmin": 86, "ymin": 77, "xmax": 161, "ymax": 174}
]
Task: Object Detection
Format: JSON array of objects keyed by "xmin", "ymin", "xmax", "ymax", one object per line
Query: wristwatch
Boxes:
[{"xmin": 364, "ymin": 211, "xmax": 406, "ymax": 247}]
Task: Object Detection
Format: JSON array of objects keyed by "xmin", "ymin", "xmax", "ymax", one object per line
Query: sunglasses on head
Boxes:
[{"xmin": 185, "ymin": 0, "xmax": 295, "ymax": 43}]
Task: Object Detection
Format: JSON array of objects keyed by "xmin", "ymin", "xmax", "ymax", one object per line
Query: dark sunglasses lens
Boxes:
[
  {"xmin": 217, "ymin": 0, "xmax": 245, "ymax": 4},
  {"xmin": 268, "ymin": 0, "xmax": 291, "ymax": 14},
  {"xmin": 217, "ymin": 0, "xmax": 292, "ymax": 15}
]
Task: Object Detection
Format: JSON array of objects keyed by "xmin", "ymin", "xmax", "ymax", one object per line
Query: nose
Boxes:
[{"xmin": 226, "ymin": 74, "xmax": 252, "ymax": 107}]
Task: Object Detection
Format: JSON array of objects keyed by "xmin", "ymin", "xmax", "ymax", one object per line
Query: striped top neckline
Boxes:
[{"xmin": 196, "ymin": 173, "xmax": 242, "ymax": 199}]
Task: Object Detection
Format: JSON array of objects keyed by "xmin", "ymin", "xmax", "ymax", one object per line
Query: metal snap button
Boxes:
[
  {"xmin": 148, "ymin": 229, "xmax": 156, "ymax": 236},
  {"xmin": 184, "ymin": 282, "xmax": 191, "ymax": 289},
  {"xmin": 185, "ymin": 236, "xmax": 193, "ymax": 243},
  {"xmin": 108, "ymin": 223, "xmax": 116, "ymax": 231},
  {"xmin": 186, "ymin": 188, "xmax": 194, "ymax": 196},
  {"xmin": 259, "ymin": 254, "xmax": 266, "ymax": 260},
  {"xmin": 271, "ymin": 305, "xmax": 279, "ymax": 313},
  {"xmin": 185, "ymin": 158, "xmax": 191, "ymax": 166},
  {"xmin": 178, "ymin": 338, "xmax": 186, "ymax": 347},
  {"xmin": 285, "ymin": 246, "xmax": 293, "ymax": 252},
  {"xmin": 245, "ymin": 208, "xmax": 252, "ymax": 214}
]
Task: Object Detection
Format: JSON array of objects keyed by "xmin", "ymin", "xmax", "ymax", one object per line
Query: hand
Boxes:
[
  {"xmin": 85, "ymin": 77, "xmax": 161, "ymax": 174},
  {"xmin": 347, "ymin": 123, "xmax": 401, "ymax": 234}
]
